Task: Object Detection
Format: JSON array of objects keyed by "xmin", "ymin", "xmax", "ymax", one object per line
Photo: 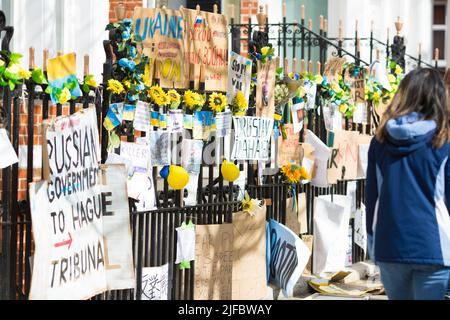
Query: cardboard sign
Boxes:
[
  {"xmin": 255, "ymin": 59, "xmax": 278, "ymax": 119},
  {"xmin": 301, "ymin": 235, "xmax": 313, "ymax": 276},
  {"xmin": 30, "ymin": 107, "xmax": 105, "ymax": 299},
  {"xmin": 227, "ymin": 52, "xmax": 252, "ymax": 104},
  {"xmin": 323, "ymin": 57, "xmax": 346, "ymax": 83},
  {"xmin": 232, "ymin": 206, "xmax": 267, "ymax": 300},
  {"xmin": 313, "ymin": 195, "xmax": 351, "ymax": 276},
  {"xmin": 183, "ymin": 8, "xmax": 228, "ymax": 91},
  {"xmin": 231, "ymin": 116, "xmax": 273, "ymax": 161},
  {"xmin": 193, "ymin": 111, "xmax": 213, "ymax": 140},
  {"xmin": 327, "ymin": 130, "xmax": 361, "ymax": 183},
  {"xmin": 278, "ymin": 124, "xmax": 301, "ymax": 165},
  {"xmin": 133, "ymin": 7, "xmax": 188, "ymax": 88},
  {"xmin": 267, "ymin": 219, "xmax": 311, "ymax": 298},
  {"xmin": 194, "ymin": 224, "xmax": 233, "ymax": 300},
  {"xmin": 100, "ymin": 164, "xmax": 135, "ymax": 290},
  {"xmin": 349, "ymin": 68, "xmax": 366, "ymax": 104},
  {"xmin": 141, "ymin": 264, "xmax": 169, "ymax": 300},
  {"xmin": 305, "ymin": 130, "xmax": 331, "ymax": 187}
]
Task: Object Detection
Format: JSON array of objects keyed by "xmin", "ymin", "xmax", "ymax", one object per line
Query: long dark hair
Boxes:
[{"xmin": 376, "ymin": 67, "xmax": 449, "ymax": 148}]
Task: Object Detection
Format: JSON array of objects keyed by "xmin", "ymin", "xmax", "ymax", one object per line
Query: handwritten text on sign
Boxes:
[
  {"xmin": 227, "ymin": 52, "xmax": 252, "ymax": 104},
  {"xmin": 231, "ymin": 117, "xmax": 273, "ymax": 161}
]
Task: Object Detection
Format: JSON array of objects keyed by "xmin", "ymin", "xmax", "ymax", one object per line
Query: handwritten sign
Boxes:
[
  {"xmin": 305, "ymin": 130, "xmax": 331, "ymax": 188},
  {"xmin": 30, "ymin": 107, "xmax": 106, "ymax": 299},
  {"xmin": 168, "ymin": 109, "xmax": 183, "ymax": 133},
  {"xmin": 133, "ymin": 7, "xmax": 188, "ymax": 88},
  {"xmin": 141, "ymin": 264, "xmax": 169, "ymax": 300},
  {"xmin": 278, "ymin": 124, "xmax": 301, "ymax": 165},
  {"xmin": 232, "ymin": 206, "xmax": 267, "ymax": 300},
  {"xmin": 354, "ymin": 204, "xmax": 367, "ymax": 252},
  {"xmin": 120, "ymin": 141, "xmax": 150, "ymax": 172},
  {"xmin": 194, "ymin": 224, "xmax": 233, "ymax": 300},
  {"xmin": 349, "ymin": 68, "xmax": 366, "ymax": 104},
  {"xmin": 267, "ymin": 219, "xmax": 311, "ymax": 298},
  {"xmin": 231, "ymin": 116, "xmax": 273, "ymax": 161},
  {"xmin": 227, "ymin": 52, "xmax": 252, "ymax": 104},
  {"xmin": 183, "ymin": 8, "xmax": 228, "ymax": 91},
  {"xmin": 327, "ymin": 130, "xmax": 360, "ymax": 183}
]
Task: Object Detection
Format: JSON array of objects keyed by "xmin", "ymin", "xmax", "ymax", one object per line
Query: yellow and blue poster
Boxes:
[{"xmin": 46, "ymin": 53, "xmax": 82, "ymax": 104}]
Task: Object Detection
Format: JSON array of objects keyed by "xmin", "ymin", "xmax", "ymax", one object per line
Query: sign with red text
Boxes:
[{"xmin": 278, "ymin": 124, "xmax": 301, "ymax": 165}]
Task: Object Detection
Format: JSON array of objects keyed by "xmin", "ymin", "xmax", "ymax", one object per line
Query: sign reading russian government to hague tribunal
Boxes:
[
  {"xmin": 29, "ymin": 107, "xmax": 134, "ymax": 299},
  {"xmin": 231, "ymin": 116, "xmax": 274, "ymax": 161}
]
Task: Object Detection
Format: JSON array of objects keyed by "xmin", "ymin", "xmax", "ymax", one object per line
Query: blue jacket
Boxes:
[{"xmin": 366, "ymin": 112, "xmax": 450, "ymax": 266}]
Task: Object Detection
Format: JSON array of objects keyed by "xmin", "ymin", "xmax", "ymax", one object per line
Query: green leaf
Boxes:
[
  {"xmin": 8, "ymin": 80, "xmax": 15, "ymax": 91},
  {"xmin": 0, "ymin": 77, "xmax": 7, "ymax": 86},
  {"xmin": 118, "ymin": 42, "xmax": 126, "ymax": 52},
  {"xmin": 82, "ymin": 83, "xmax": 90, "ymax": 93},
  {"xmin": 9, "ymin": 53, "xmax": 23, "ymax": 64},
  {"xmin": 31, "ymin": 67, "xmax": 47, "ymax": 84},
  {"xmin": 45, "ymin": 86, "xmax": 53, "ymax": 94},
  {"xmin": 4, "ymin": 69, "xmax": 20, "ymax": 80}
]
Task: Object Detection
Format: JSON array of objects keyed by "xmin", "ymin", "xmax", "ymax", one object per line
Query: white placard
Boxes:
[
  {"xmin": 226, "ymin": 52, "xmax": 252, "ymax": 104},
  {"xmin": 0, "ymin": 128, "xmax": 18, "ymax": 168},
  {"xmin": 133, "ymin": 101, "xmax": 150, "ymax": 132},
  {"xmin": 141, "ymin": 264, "xmax": 169, "ymax": 300}
]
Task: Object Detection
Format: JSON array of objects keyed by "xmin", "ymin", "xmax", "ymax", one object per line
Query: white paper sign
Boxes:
[
  {"xmin": 313, "ymin": 195, "xmax": 351, "ymax": 276},
  {"xmin": 141, "ymin": 264, "xmax": 169, "ymax": 300},
  {"xmin": 354, "ymin": 204, "xmax": 367, "ymax": 252},
  {"xmin": 305, "ymin": 130, "xmax": 331, "ymax": 187},
  {"xmin": 168, "ymin": 110, "xmax": 183, "ymax": 133},
  {"xmin": 215, "ymin": 111, "xmax": 232, "ymax": 137},
  {"xmin": 120, "ymin": 141, "xmax": 150, "ymax": 172},
  {"xmin": 149, "ymin": 131, "xmax": 170, "ymax": 166},
  {"xmin": 227, "ymin": 52, "xmax": 252, "ymax": 104},
  {"xmin": 352, "ymin": 102, "xmax": 367, "ymax": 124},
  {"xmin": 133, "ymin": 101, "xmax": 150, "ymax": 132},
  {"xmin": 184, "ymin": 173, "xmax": 199, "ymax": 206},
  {"xmin": 100, "ymin": 164, "xmax": 135, "ymax": 290},
  {"xmin": 175, "ymin": 226, "xmax": 196, "ymax": 265},
  {"xmin": 231, "ymin": 116, "xmax": 273, "ymax": 161},
  {"xmin": 0, "ymin": 128, "xmax": 19, "ymax": 168},
  {"xmin": 29, "ymin": 107, "xmax": 107, "ymax": 300}
]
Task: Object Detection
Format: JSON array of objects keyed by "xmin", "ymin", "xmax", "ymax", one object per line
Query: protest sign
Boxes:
[
  {"xmin": 227, "ymin": 52, "xmax": 252, "ymax": 104},
  {"xmin": 349, "ymin": 68, "xmax": 366, "ymax": 104},
  {"xmin": 100, "ymin": 164, "xmax": 135, "ymax": 290},
  {"xmin": 255, "ymin": 59, "xmax": 278, "ymax": 119},
  {"xmin": 194, "ymin": 224, "xmax": 233, "ymax": 300},
  {"xmin": 305, "ymin": 130, "xmax": 331, "ymax": 187},
  {"xmin": 267, "ymin": 219, "xmax": 311, "ymax": 298},
  {"xmin": 278, "ymin": 124, "xmax": 301, "ymax": 165},
  {"xmin": 120, "ymin": 141, "xmax": 151, "ymax": 172},
  {"xmin": 168, "ymin": 109, "xmax": 183, "ymax": 133},
  {"xmin": 232, "ymin": 206, "xmax": 267, "ymax": 300},
  {"xmin": 141, "ymin": 264, "xmax": 169, "ymax": 300},
  {"xmin": 182, "ymin": 8, "xmax": 228, "ymax": 91},
  {"xmin": 133, "ymin": 101, "xmax": 151, "ymax": 132},
  {"xmin": 313, "ymin": 195, "xmax": 351, "ymax": 276},
  {"xmin": 285, "ymin": 198, "xmax": 301, "ymax": 235},
  {"xmin": 304, "ymin": 80, "xmax": 317, "ymax": 111},
  {"xmin": 327, "ymin": 130, "xmax": 361, "ymax": 183},
  {"xmin": 215, "ymin": 111, "xmax": 232, "ymax": 137},
  {"xmin": 133, "ymin": 7, "xmax": 188, "ymax": 88},
  {"xmin": 357, "ymin": 134, "xmax": 372, "ymax": 179},
  {"xmin": 30, "ymin": 107, "xmax": 106, "ymax": 299},
  {"xmin": 0, "ymin": 128, "xmax": 19, "ymax": 169},
  {"xmin": 231, "ymin": 116, "xmax": 273, "ymax": 161}
]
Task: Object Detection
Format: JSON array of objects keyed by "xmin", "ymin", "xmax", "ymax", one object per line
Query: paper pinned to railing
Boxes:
[{"xmin": 0, "ymin": 128, "xmax": 19, "ymax": 169}]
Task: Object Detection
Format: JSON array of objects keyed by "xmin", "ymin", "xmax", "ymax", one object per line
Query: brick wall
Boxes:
[
  {"xmin": 109, "ymin": 0, "xmax": 144, "ymax": 22},
  {"xmin": 240, "ymin": 0, "xmax": 258, "ymax": 55}
]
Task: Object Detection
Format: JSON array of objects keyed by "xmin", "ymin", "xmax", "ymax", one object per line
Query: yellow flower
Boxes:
[
  {"xmin": 59, "ymin": 87, "xmax": 71, "ymax": 104},
  {"xmin": 209, "ymin": 92, "xmax": 227, "ymax": 112},
  {"xmin": 148, "ymin": 85, "xmax": 165, "ymax": 103},
  {"xmin": 388, "ymin": 74, "xmax": 396, "ymax": 83},
  {"xmin": 281, "ymin": 164, "xmax": 302, "ymax": 184},
  {"xmin": 168, "ymin": 89, "xmax": 181, "ymax": 108},
  {"xmin": 373, "ymin": 91, "xmax": 381, "ymax": 101},
  {"xmin": 184, "ymin": 90, "xmax": 204, "ymax": 110},
  {"xmin": 331, "ymin": 82, "xmax": 342, "ymax": 93},
  {"xmin": 241, "ymin": 191, "xmax": 263, "ymax": 216},
  {"xmin": 300, "ymin": 166, "xmax": 310, "ymax": 180},
  {"xmin": 339, "ymin": 104, "xmax": 348, "ymax": 113},
  {"xmin": 235, "ymin": 110, "xmax": 246, "ymax": 116},
  {"xmin": 395, "ymin": 65, "xmax": 403, "ymax": 75},
  {"xmin": 232, "ymin": 91, "xmax": 248, "ymax": 112},
  {"xmin": 261, "ymin": 47, "xmax": 270, "ymax": 56},
  {"xmin": 85, "ymin": 77, "xmax": 97, "ymax": 87},
  {"xmin": 155, "ymin": 91, "xmax": 170, "ymax": 107},
  {"xmin": 314, "ymin": 75, "xmax": 323, "ymax": 85},
  {"xmin": 18, "ymin": 68, "xmax": 31, "ymax": 79},
  {"xmin": 107, "ymin": 79, "xmax": 124, "ymax": 94}
]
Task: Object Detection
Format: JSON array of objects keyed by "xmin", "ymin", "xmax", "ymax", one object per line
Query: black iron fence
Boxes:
[{"xmin": 0, "ymin": 8, "xmax": 427, "ymax": 300}]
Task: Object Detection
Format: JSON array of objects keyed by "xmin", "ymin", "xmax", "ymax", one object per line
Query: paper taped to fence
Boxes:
[
  {"xmin": 194, "ymin": 224, "xmax": 233, "ymax": 300},
  {"xmin": 231, "ymin": 116, "xmax": 273, "ymax": 161},
  {"xmin": 0, "ymin": 128, "xmax": 19, "ymax": 169},
  {"xmin": 232, "ymin": 206, "xmax": 267, "ymax": 300},
  {"xmin": 29, "ymin": 107, "xmax": 132, "ymax": 299},
  {"xmin": 313, "ymin": 195, "xmax": 351, "ymax": 276},
  {"xmin": 267, "ymin": 219, "xmax": 311, "ymax": 298},
  {"xmin": 141, "ymin": 264, "xmax": 169, "ymax": 300},
  {"xmin": 227, "ymin": 52, "xmax": 252, "ymax": 105},
  {"xmin": 278, "ymin": 124, "xmax": 301, "ymax": 165},
  {"xmin": 305, "ymin": 129, "xmax": 331, "ymax": 187}
]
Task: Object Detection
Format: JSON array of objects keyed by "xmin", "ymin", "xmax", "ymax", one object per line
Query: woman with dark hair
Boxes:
[{"xmin": 366, "ymin": 67, "xmax": 450, "ymax": 300}]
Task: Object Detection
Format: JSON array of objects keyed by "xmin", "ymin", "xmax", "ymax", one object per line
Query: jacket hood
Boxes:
[{"xmin": 385, "ymin": 112, "xmax": 436, "ymax": 155}]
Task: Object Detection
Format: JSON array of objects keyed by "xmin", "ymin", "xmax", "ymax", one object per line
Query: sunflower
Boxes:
[
  {"xmin": 231, "ymin": 91, "xmax": 248, "ymax": 115},
  {"xmin": 167, "ymin": 89, "xmax": 181, "ymax": 109},
  {"xmin": 18, "ymin": 68, "xmax": 31, "ymax": 80},
  {"xmin": 107, "ymin": 79, "xmax": 124, "ymax": 94},
  {"xmin": 154, "ymin": 91, "xmax": 170, "ymax": 107},
  {"xmin": 209, "ymin": 92, "xmax": 227, "ymax": 112},
  {"xmin": 148, "ymin": 85, "xmax": 165, "ymax": 103},
  {"xmin": 280, "ymin": 164, "xmax": 302, "ymax": 184},
  {"xmin": 184, "ymin": 90, "xmax": 204, "ymax": 111}
]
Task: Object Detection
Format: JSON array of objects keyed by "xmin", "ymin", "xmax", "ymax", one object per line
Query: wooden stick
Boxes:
[
  {"xmin": 324, "ymin": 19, "xmax": 328, "ymax": 33},
  {"xmin": 199, "ymin": 64, "xmax": 205, "ymax": 83},
  {"xmin": 301, "ymin": 5, "xmax": 305, "ymax": 20},
  {"xmin": 418, "ymin": 43, "xmax": 422, "ymax": 56},
  {"xmin": 292, "ymin": 58, "xmax": 297, "ymax": 74},
  {"xmin": 43, "ymin": 49, "xmax": 49, "ymax": 71},
  {"xmin": 376, "ymin": 49, "xmax": 380, "ymax": 60},
  {"xmin": 319, "ymin": 15, "xmax": 324, "ymax": 31},
  {"xmin": 189, "ymin": 63, "xmax": 195, "ymax": 82},
  {"xmin": 339, "ymin": 20, "xmax": 343, "ymax": 41},
  {"xmin": 213, "ymin": 4, "xmax": 218, "ymax": 14},
  {"xmin": 196, "ymin": 4, "xmax": 200, "ymax": 15},
  {"xmin": 284, "ymin": 57, "xmax": 289, "ymax": 73},
  {"xmin": 316, "ymin": 61, "xmax": 321, "ymax": 75},
  {"xmin": 230, "ymin": 4, "xmax": 234, "ymax": 20},
  {"xmin": 308, "ymin": 61, "xmax": 313, "ymax": 73},
  {"xmin": 29, "ymin": 47, "xmax": 35, "ymax": 70},
  {"xmin": 435, "ymin": 48, "xmax": 440, "ymax": 61},
  {"xmin": 83, "ymin": 54, "xmax": 89, "ymax": 76},
  {"xmin": 301, "ymin": 59, "xmax": 305, "ymax": 73},
  {"xmin": 308, "ymin": 19, "xmax": 312, "ymax": 30},
  {"xmin": 282, "ymin": 1, "xmax": 286, "ymax": 18}
]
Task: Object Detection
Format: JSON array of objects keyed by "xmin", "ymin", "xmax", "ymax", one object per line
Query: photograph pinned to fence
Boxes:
[
  {"xmin": 149, "ymin": 131, "xmax": 170, "ymax": 166},
  {"xmin": 291, "ymin": 100, "xmax": 305, "ymax": 134}
]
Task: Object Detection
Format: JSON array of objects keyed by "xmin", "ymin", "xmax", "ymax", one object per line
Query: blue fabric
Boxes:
[
  {"xmin": 366, "ymin": 113, "xmax": 450, "ymax": 267},
  {"xmin": 378, "ymin": 262, "xmax": 450, "ymax": 300}
]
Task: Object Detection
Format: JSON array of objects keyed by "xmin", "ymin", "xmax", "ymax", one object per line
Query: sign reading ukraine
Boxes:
[{"xmin": 46, "ymin": 53, "xmax": 82, "ymax": 105}]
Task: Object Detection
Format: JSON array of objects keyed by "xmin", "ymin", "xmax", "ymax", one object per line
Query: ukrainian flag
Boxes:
[{"xmin": 47, "ymin": 53, "xmax": 82, "ymax": 104}]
